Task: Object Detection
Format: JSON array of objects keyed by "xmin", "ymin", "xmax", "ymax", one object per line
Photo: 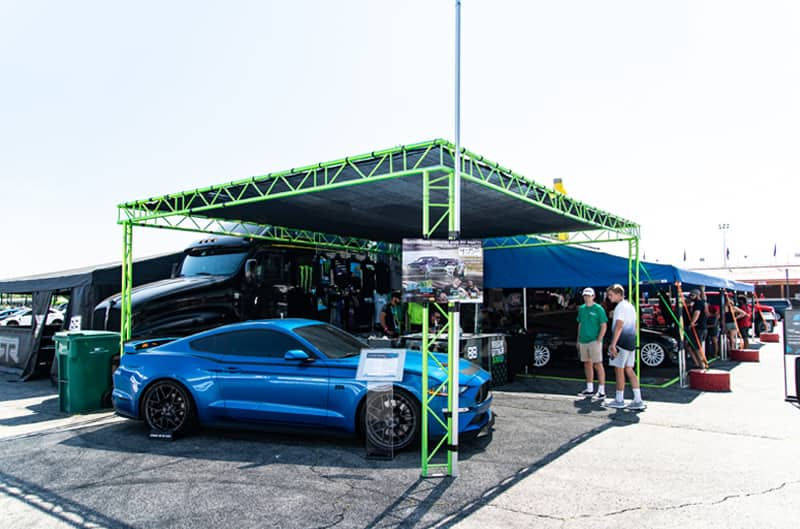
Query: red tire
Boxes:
[
  {"xmin": 689, "ymin": 369, "xmax": 731, "ymax": 392},
  {"xmin": 760, "ymin": 332, "xmax": 780, "ymax": 343},
  {"xmin": 731, "ymin": 348, "xmax": 760, "ymax": 362}
]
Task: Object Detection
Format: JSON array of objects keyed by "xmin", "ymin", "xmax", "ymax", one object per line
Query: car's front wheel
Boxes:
[
  {"xmin": 640, "ymin": 342, "xmax": 666, "ymax": 368},
  {"xmin": 362, "ymin": 387, "xmax": 420, "ymax": 452},
  {"xmin": 142, "ymin": 380, "xmax": 196, "ymax": 436},
  {"xmin": 533, "ymin": 344, "xmax": 552, "ymax": 368}
]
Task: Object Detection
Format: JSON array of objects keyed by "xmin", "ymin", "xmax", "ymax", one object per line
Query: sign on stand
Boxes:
[
  {"xmin": 783, "ymin": 309, "xmax": 800, "ymax": 402},
  {"xmin": 356, "ymin": 349, "xmax": 406, "ymax": 459}
]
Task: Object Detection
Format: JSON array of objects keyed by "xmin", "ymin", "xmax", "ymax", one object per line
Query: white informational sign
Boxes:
[
  {"xmin": 402, "ymin": 239, "xmax": 483, "ymax": 304},
  {"xmin": 356, "ymin": 349, "xmax": 406, "ymax": 382},
  {"xmin": 69, "ymin": 316, "xmax": 82, "ymax": 331}
]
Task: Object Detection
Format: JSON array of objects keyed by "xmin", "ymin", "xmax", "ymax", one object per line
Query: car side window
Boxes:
[{"xmin": 191, "ymin": 330, "xmax": 308, "ymax": 358}]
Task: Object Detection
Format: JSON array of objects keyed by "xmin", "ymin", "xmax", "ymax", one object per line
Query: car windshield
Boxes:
[
  {"xmin": 295, "ymin": 323, "xmax": 368, "ymax": 359},
  {"xmin": 180, "ymin": 250, "xmax": 247, "ymax": 277}
]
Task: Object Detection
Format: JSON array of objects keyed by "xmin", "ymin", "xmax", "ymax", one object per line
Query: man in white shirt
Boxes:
[{"xmin": 605, "ymin": 284, "xmax": 645, "ymax": 410}]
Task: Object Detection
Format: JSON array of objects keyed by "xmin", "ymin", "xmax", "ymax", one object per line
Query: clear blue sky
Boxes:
[{"xmin": 1, "ymin": 0, "xmax": 798, "ymax": 279}]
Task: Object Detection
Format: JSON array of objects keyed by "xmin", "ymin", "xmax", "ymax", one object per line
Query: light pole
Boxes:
[{"xmin": 718, "ymin": 223, "xmax": 730, "ymax": 267}]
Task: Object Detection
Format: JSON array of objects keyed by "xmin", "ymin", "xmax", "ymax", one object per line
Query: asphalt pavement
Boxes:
[{"xmin": 1, "ymin": 328, "xmax": 798, "ymax": 529}]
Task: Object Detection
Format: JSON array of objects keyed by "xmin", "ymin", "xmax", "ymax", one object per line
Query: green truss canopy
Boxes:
[{"xmin": 119, "ymin": 139, "xmax": 639, "ymax": 242}]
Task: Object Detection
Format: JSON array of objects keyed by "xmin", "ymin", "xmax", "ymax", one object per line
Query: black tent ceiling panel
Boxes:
[{"xmin": 192, "ymin": 173, "xmax": 597, "ymax": 242}]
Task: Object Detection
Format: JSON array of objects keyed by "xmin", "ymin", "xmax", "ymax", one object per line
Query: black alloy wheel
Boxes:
[
  {"xmin": 363, "ymin": 387, "xmax": 420, "ymax": 451},
  {"xmin": 142, "ymin": 380, "xmax": 196, "ymax": 435}
]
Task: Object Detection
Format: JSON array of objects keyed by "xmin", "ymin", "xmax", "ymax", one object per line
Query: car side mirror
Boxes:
[
  {"xmin": 284, "ymin": 349, "xmax": 313, "ymax": 362},
  {"xmin": 244, "ymin": 259, "xmax": 257, "ymax": 283}
]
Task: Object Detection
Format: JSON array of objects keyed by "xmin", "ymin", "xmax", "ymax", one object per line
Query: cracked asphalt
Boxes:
[{"xmin": 1, "ymin": 333, "xmax": 799, "ymax": 529}]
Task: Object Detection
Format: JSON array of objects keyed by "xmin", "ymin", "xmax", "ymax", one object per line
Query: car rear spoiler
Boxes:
[{"xmin": 123, "ymin": 337, "xmax": 180, "ymax": 354}]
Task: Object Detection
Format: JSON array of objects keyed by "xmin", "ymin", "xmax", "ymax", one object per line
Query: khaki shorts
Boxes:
[{"xmin": 578, "ymin": 341, "xmax": 603, "ymax": 363}]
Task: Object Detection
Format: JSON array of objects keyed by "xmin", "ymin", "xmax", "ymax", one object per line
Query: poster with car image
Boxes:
[{"xmin": 402, "ymin": 239, "xmax": 483, "ymax": 304}]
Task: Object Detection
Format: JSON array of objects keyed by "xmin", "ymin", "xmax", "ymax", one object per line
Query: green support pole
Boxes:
[
  {"xmin": 423, "ymin": 170, "xmax": 430, "ymax": 237},
  {"xmin": 421, "ymin": 303, "xmax": 430, "ymax": 475},
  {"xmin": 120, "ymin": 222, "xmax": 133, "ymax": 354}
]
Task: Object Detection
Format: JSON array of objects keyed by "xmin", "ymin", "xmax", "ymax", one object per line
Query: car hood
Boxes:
[
  {"xmin": 99, "ymin": 275, "xmax": 231, "ymax": 309},
  {"xmin": 403, "ymin": 350, "xmax": 485, "ymax": 384}
]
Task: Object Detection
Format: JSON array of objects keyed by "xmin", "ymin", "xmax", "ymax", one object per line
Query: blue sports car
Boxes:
[{"xmin": 112, "ymin": 319, "xmax": 493, "ymax": 451}]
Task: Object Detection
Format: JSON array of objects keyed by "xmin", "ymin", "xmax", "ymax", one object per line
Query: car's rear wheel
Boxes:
[
  {"xmin": 142, "ymin": 380, "xmax": 196, "ymax": 436},
  {"xmin": 640, "ymin": 342, "xmax": 666, "ymax": 368},
  {"xmin": 533, "ymin": 344, "xmax": 551, "ymax": 368},
  {"xmin": 362, "ymin": 387, "xmax": 420, "ymax": 452},
  {"xmin": 6, "ymin": 320, "xmax": 18, "ymax": 326}
]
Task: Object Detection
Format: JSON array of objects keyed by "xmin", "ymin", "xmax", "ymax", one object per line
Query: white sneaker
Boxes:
[
  {"xmin": 604, "ymin": 399, "xmax": 626, "ymax": 409},
  {"xmin": 627, "ymin": 400, "xmax": 646, "ymax": 411},
  {"xmin": 594, "ymin": 392, "xmax": 606, "ymax": 401},
  {"xmin": 578, "ymin": 389, "xmax": 595, "ymax": 397}
]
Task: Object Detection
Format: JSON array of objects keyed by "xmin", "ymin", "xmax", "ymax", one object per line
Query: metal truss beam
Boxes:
[
  {"xmin": 437, "ymin": 142, "xmax": 639, "ymax": 237},
  {"xmin": 119, "ymin": 141, "xmax": 445, "ymax": 223},
  {"xmin": 482, "ymin": 230, "xmax": 640, "ymax": 250},
  {"xmin": 119, "ymin": 214, "xmax": 400, "ymax": 256}
]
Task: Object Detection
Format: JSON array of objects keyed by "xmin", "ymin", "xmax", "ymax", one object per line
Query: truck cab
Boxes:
[{"xmin": 93, "ymin": 236, "xmax": 314, "ymax": 339}]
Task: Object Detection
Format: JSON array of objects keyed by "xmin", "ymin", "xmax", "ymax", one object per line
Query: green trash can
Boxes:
[{"xmin": 55, "ymin": 330, "xmax": 120, "ymax": 414}]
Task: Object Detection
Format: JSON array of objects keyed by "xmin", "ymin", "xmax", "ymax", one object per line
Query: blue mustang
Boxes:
[{"xmin": 112, "ymin": 319, "xmax": 493, "ymax": 451}]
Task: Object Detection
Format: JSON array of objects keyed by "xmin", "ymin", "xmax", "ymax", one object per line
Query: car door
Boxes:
[{"xmin": 213, "ymin": 329, "xmax": 330, "ymax": 426}]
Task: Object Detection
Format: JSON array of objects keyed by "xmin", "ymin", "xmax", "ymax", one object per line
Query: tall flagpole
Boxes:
[
  {"xmin": 454, "ymin": 0, "xmax": 462, "ymax": 236},
  {"xmin": 450, "ymin": 0, "xmax": 462, "ymax": 478}
]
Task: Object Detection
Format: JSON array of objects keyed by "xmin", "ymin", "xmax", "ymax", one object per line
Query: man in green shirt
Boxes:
[{"xmin": 576, "ymin": 287, "xmax": 608, "ymax": 398}]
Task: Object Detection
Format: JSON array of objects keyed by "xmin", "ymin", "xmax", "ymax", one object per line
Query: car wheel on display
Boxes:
[
  {"xmin": 533, "ymin": 344, "xmax": 551, "ymax": 368},
  {"xmin": 142, "ymin": 380, "xmax": 196, "ymax": 436},
  {"xmin": 363, "ymin": 387, "xmax": 420, "ymax": 452},
  {"xmin": 640, "ymin": 342, "xmax": 666, "ymax": 368}
]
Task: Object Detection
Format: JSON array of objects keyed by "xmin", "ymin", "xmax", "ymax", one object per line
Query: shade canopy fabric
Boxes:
[{"xmin": 483, "ymin": 243, "xmax": 754, "ymax": 292}]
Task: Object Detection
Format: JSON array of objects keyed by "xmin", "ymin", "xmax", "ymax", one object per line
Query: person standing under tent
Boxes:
[
  {"xmin": 576, "ymin": 287, "xmax": 608, "ymax": 399},
  {"xmin": 687, "ymin": 289, "xmax": 709, "ymax": 369},
  {"xmin": 380, "ymin": 291, "xmax": 402, "ymax": 338},
  {"xmin": 734, "ymin": 296, "xmax": 751, "ymax": 349},
  {"xmin": 604, "ymin": 284, "xmax": 645, "ymax": 410}
]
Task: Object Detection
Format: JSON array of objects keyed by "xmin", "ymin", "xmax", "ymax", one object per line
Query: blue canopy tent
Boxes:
[{"xmin": 484, "ymin": 243, "xmax": 754, "ymax": 292}]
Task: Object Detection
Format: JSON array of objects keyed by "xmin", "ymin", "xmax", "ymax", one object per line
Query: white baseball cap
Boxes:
[{"xmin": 582, "ymin": 287, "xmax": 595, "ymax": 296}]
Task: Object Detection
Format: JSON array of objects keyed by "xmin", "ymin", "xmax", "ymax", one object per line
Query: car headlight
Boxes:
[{"xmin": 427, "ymin": 384, "xmax": 470, "ymax": 397}]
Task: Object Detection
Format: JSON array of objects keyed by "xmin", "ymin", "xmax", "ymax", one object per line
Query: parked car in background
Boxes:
[
  {"xmin": 755, "ymin": 298, "xmax": 794, "ymax": 321},
  {"xmin": 112, "ymin": 319, "xmax": 494, "ymax": 451},
  {"xmin": 0, "ymin": 307, "xmax": 63, "ymax": 327},
  {"xmin": 527, "ymin": 309, "xmax": 680, "ymax": 368},
  {"xmin": 0, "ymin": 307, "xmax": 27, "ymax": 321}
]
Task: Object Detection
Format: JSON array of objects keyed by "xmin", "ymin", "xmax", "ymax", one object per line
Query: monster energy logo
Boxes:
[{"xmin": 299, "ymin": 265, "xmax": 313, "ymax": 291}]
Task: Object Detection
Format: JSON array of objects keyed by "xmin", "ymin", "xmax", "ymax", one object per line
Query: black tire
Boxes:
[
  {"xmin": 362, "ymin": 387, "xmax": 420, "ymax": 452},
  {"xmin": 533, "ymin": 344, "xmax": 551, "ymax": 368},
  {"xmin": 6, "ymin": 320, "xmax": 18, "ymax": 326},
  {"xmin": 640, "ymin": 342, "xmax": 666, "ymax": 368},
  {"xmin": 141, "ymin": 380, "xmax": 196, "ymax": 436}
]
